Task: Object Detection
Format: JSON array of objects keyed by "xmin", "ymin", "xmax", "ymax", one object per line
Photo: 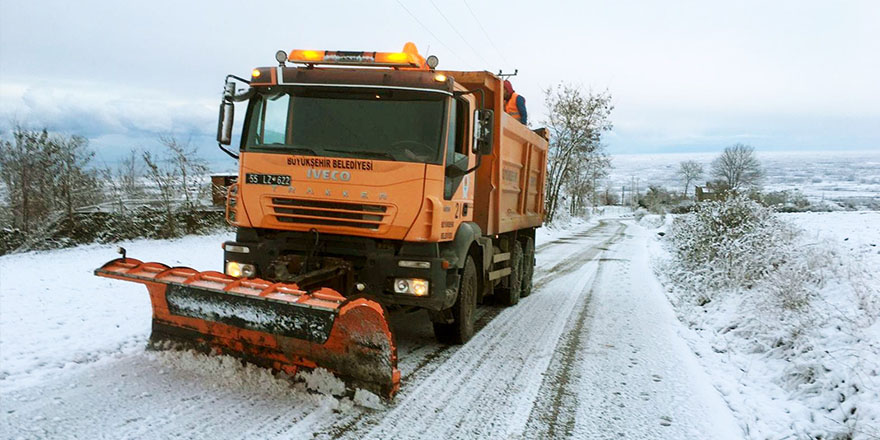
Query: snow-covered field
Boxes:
[
  {"xmin": 785, "ymin": 211, "xmax": 880, "ymax": 268},
  {"xmin": 608, "ymin": 150, "xmax": 880, "ymax": 207}
]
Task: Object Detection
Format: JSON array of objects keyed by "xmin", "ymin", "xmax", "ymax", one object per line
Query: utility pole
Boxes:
[
  {"xmin": 631, "ymin": 176, "xmax": 635, "ymax": 209},
  {"xmin": 635, "ymin": 177, "xmax": 640, "ymax": 208}
]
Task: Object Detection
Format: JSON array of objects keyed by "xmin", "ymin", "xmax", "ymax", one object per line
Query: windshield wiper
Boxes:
[{"xmin": 325, "ymin": 149, "xmax": 397, "ymax": 161}]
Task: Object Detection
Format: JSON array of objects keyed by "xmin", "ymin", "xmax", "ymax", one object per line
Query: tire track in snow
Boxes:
[
  {"xmin": 526, "ymin": 268, "xmax": 599, "ymax": 438},
  {"xmin": 535, "ymin": 221, "xmax": 604, "ymax": 253},
  {"xmin": 523, "ymin": 222, "xmax": 626, "ymax": 438},
  {"xmin": 532, "ymin": 220, "xmax": 621, "ymax": 292},
  {"xmin": 328, "ymin": 221, "xmax": 626, "ymax": 439}
]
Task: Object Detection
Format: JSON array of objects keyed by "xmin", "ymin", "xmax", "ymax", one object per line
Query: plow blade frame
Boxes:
[{"xmin": 95, "ymin": 258, "xmax": 400, "ymax": 398}]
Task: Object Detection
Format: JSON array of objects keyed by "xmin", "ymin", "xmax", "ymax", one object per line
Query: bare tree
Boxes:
[
  {"xmin": 159, "ymin": 135, "xmax": 209, "ymax": 210},
  {"xmin": 566, "ymin": 151, "xmax": 611, "ymax": 216},
  {"xmin": 102, "ymin": 148, "xmax": 144, "ymax": 213},
  {"xmin": 142, "ymin": 150, "xmax": 178, "ymax": 235},
  {"xmin": 118, "ymin": 148, "xmax": 144, "ymax": 199},
  {"xmin": 542, "ymin": 83, "xmax": 613, "ymax": 223},
  {"xmin": 0, "ymin": 126, "xmax": 100, "ymax": 232},
  {"xmin": 140, "ymin": 135, "xmax": 211, "ymax": 236},
  {"xmin": 677, "ymin": 160, "xmax": 704, "ymax": 197},
  {"xmin": 0, "ymin": 127, "xmax": 40, "ymax": 231},
  {"xmin": 55, "ymin": 135, "xmax": 102, "ymax": 218},
  {"xmin": 711, "ymin": 143, "xmax": 763, "ymax": 191}
]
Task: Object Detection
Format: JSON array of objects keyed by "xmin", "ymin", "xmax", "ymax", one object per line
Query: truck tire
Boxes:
[
  {"xmin": 434, "ymin": 256, "xmax": 477, "ymax": 344},
  {"xmin": 520, "ymin": 237, "xmax": 535, "ymax": 297},
  {"xmin": 499, "ymin": 241, "xmax": 523, "ymax": 306}
]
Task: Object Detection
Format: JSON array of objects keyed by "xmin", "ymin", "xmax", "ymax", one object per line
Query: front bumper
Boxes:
[{"xmin": 223, "ymin": 235, "xmax": 458, "ymax": 311}]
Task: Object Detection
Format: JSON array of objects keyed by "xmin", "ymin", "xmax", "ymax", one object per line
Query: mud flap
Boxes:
[{"xmin": 95, "ymin": 258, "xmax": 400, "ymax": 398}]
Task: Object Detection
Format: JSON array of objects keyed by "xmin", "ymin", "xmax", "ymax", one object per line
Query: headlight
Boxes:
[
  {"xmin": 393, "ymin": 278, "xmax": 429, "ymax": 296},
  {"xmin": 394, "ymin": 279, "xmax": 409, "ymax": 293},
  {"xmin": 226, "ymin": 261, "xmax": 256, "ymax": 278},
  {"xmin": 411, "ymin": 279, "xmax": 429, "ymax": 296}
]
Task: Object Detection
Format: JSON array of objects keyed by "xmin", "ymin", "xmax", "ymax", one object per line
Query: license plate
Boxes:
[{"xmin": 245, "ymin": 173, "xmax": 291, "ymax": 186}]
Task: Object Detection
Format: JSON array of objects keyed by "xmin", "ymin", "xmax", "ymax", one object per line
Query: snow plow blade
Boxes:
[{"xmin": 95, "ymin": 258, "xmax": 400, "ymax": 398}]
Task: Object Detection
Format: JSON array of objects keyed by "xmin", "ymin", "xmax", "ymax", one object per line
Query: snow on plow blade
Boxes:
[{"xmin": 95, "ymin": 258, "xmax": 400, "ymax": 398}]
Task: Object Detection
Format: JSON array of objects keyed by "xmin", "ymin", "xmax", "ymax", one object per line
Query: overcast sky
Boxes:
[{"xmin": 1, "ymin": 0, "xmax": 878, "ymax": 165}]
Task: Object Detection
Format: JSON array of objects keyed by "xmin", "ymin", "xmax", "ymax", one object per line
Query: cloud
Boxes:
[
  {"xmin": 0, "ymin": 80, "xmax": 216, "ymax": 140},
  {"xmin": 0, "ymin": 80, "xmax": 240, "ymax": 169}
]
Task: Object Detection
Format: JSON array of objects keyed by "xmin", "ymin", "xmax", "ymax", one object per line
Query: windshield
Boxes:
[{"xmin": 244, "ymin": 87, "xmax": 447, "ymax": 164}]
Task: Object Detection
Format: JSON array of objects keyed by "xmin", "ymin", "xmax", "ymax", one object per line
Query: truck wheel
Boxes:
[
  {"xmin": 520, "ymin": 237, "xmax": 535, "ymax": 297},
  {"xmin": 499, "ymin": 241, "xmax": 523, "ymax": 306},
  {"xmin": 434, "ymin": 256, "xmax": 477, "ymax": 344}
]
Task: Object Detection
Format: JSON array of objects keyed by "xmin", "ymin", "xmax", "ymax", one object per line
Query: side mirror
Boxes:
[
  {"xmin": 217, "ymin": 100, "xmax": 234, "ymax": 145},
  {"xmin": 472, "ymin": 109, "xmax": 494, "ymax": 155},
  {"xmin": 217, "ymin": 82, "xmax": 235, "ymax": 145}
]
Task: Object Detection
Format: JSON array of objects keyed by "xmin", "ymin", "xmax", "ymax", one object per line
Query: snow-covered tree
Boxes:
[{"xmin": 542, "ymin": 83, "xmax": 613, "ymax": 223}]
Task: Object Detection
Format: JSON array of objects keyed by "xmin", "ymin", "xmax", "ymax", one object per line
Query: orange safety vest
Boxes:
[{"xmin": 505, "ymin": 92, "xmax": 522, "ymax": 122}]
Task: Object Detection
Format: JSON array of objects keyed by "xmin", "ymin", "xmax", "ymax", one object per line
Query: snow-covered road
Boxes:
[{"xmin": 1, "ymin": 219, "xmax": 744, "ymax": 439}]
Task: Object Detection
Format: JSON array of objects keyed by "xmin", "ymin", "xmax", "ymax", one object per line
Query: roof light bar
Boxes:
[{"xmin": 288, "ymin": 49, "xmax": 420, "ymax": 67}]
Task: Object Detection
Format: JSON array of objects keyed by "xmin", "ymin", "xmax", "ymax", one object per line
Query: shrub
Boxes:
[
  {"xmin": 3, "ymin": 207, "xmax": 229, "ymax": 254},
  {"xmin": 666, "ymin": 196, "xmax": 800, "ymax": 295},
  {"xmin": 632, "ymin": 207, "xmax": 649, "ymax": 222}
]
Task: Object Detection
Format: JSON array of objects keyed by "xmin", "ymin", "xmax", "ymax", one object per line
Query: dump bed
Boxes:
[{"xmin": 441, "ymin": 71, "xmax": 549, "ymax": 235}]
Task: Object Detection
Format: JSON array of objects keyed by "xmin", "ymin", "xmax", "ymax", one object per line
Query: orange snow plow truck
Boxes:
[{"xmin": 95, "ymin": 43, "xmax": 548, "ymax": 399}]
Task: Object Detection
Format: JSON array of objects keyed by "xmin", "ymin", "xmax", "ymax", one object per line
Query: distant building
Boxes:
[{"xmin": 694, "ymin": 182, "xmax": 723, "ymax": 202}]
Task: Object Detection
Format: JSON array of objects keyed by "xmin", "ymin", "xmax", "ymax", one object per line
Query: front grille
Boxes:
[{"xmin": 269, "ymin": 197, "xmax": 390, "ymax": 230}]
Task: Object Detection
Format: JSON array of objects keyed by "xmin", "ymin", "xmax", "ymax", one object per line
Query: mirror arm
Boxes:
[
  {"xmin": 223, "ymin": 74, "xmax": 255, "ymax": 102},
  {"xmin": 225, "ymin": 74, "xmax": 251, "ymax": 85},
  {"xmin": 217, "ymin": 143, "xmax": 239, "ymax": 160},
  {"xmin": 462, "ymin": 153, "xmax": 483, "ymax": 175},
  {"xmin": 226, "ymin": 87, "xmax": 255, "ymax": 103}
]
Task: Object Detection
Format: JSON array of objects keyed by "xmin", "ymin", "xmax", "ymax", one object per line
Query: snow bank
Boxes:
[
  {"xmin": 536, "ymin": 216, "xmax": 593, "ymax": 245},
  {"xmin": 650, "ymin": 203, "xmax": 880, "ymax": 439}
]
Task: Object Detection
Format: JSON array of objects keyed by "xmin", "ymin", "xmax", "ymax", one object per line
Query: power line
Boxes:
[
  {"xmin": 428, "ymin": 0, "xmax": 487, "ymax": 66},
  {"xmin": 394, "ymin": 0, "xmax": 462, "ymax": 63},
  {"xmin": 462, "ymin": 0, "xmax": 510, "ymax": 67}
]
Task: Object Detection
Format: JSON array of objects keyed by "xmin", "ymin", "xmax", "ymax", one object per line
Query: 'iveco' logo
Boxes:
[{"xmin": 307, "ymin": 168, "xmax": 351, "ymax": 181}]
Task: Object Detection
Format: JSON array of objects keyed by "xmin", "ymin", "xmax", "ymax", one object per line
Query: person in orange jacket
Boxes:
[{"xmin": 503, "ymin": 80, "xmax": 527, "ymax": 125}]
